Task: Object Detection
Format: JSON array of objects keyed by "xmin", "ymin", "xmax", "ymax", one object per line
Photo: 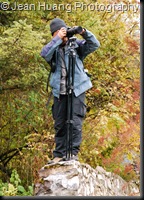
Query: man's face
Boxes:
[{"xmin": 53, "ymin": 29, "xmax": 68, "ymax": 45}]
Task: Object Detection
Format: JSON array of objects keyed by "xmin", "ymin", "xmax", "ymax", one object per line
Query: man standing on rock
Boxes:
[{"xmin": 41, "ymin": 18, "xmax": 100, "ymax": 164}]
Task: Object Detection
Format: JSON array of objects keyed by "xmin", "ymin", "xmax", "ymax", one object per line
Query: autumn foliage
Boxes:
[{"xmin": 0, "ymin": 0, "xmax": 140, "ymax": 193}]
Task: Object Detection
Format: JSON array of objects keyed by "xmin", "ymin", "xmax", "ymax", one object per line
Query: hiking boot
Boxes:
[
  {"xmin": 63, "ymin": 154, "xmax": 79, "ymax": 161},
  {"xmin": 71, "ymin": 154, "xmax": 79, "ymax": 161},
  {"xmin": 47, "ymin": 157, "xmax": 63, "ymax": 164}
]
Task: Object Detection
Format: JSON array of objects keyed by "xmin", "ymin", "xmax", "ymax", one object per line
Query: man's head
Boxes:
[{"xmin": 50, "ymin": 18, "xmax": 67, "ymax": 36}]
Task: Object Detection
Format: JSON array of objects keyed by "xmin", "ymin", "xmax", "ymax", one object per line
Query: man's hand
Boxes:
[
  {"xmin": 79, "ymin": 28, "xmax": 86, "ymax": 35},
  {"xmin": 57, "ymin": 27, "xmax": 67, "ymax": 39}
]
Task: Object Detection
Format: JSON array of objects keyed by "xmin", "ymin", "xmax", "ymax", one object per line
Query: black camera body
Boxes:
[{"xmin": 66, "ymin": 26, "xmax": 83, "ymax": 38}]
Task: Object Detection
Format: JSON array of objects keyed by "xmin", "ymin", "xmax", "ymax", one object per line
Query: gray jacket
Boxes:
[{"xmin": 41, "ymin": 29, "xmax": 100, "ymax": 98}]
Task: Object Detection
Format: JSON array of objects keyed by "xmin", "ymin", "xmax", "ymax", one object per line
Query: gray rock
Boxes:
[{"xmin": 34, "ymin": 160, "xmax": 140, "ymax": 196}]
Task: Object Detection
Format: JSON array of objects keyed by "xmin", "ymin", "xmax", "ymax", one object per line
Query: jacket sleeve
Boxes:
[
  {"xmin": 40, "ymin": 35, "xmax": 62, "ymax": 62},
  {"xmin": 76, "ymin": 29, "xmax": 100, "ymax": 61}
]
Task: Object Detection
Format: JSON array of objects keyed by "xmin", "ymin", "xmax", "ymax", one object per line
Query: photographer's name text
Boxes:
[
  {"xmin": 9, "ymin": 2, "xmax": 35, "ymax": 10},
  {"xmin": 2, "ymin": 2, "xmax": 73, "ymax": 12},
  {"xmin": 0, "ymin": 1, "xmax": 140, "ymax": 13}
]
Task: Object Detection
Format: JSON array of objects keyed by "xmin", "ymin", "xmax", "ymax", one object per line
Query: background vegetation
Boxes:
[{"xmin": 0, "ymin": 0, "xmax": 140, "ymax": 196}]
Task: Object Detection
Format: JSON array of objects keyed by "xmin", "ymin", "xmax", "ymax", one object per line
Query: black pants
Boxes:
[{"xmin": 52, "ymin": 93, "xmax": 86, "ymax": 158}]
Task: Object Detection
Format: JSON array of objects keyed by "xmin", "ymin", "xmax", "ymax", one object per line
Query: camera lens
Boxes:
[{"xmin": 66, "ymin": 26, "xmax": 83, "ymax": 37}]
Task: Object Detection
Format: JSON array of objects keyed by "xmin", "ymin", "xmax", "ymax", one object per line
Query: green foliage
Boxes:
[
  {"xmin": 0, "ymin": 18, "xmax": 47, "ymax": 90},
  {"xmin": 0, "ymin": 169, "xmax": 33, "ymax": 196}
]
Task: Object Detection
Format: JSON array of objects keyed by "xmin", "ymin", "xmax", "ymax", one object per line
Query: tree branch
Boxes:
[{"xmin": 0, "ymin": 145, "xmax": 28, "ymax": 162}]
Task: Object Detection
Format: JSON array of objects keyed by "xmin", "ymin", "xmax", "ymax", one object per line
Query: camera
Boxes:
[{"xmin": 66, "ymin": 26, "xmax": 83, "ymax": 38}]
